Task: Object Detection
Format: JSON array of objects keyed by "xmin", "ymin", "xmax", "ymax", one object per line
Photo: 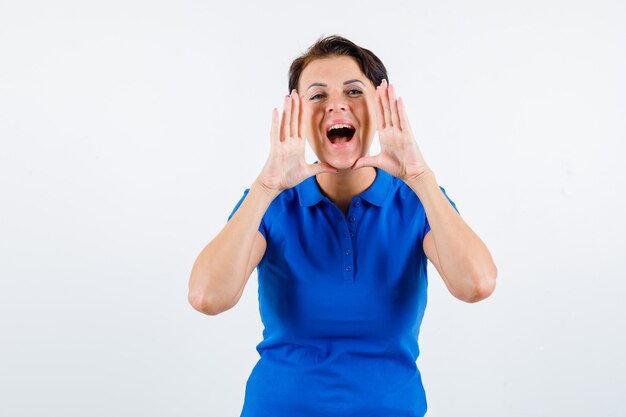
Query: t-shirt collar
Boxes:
[
  {"xmin": 297, "ymin": 167, "xmax": 392, "ymax": 207},
  {"xmin": 359, "ymin": 167, "xmax": 392, "ymax": 206}
]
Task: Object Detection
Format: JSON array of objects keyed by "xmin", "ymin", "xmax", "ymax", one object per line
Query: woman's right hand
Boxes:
[{"xmin": 256, "ymin": 89, "xmax": 337, "ymax": 195}]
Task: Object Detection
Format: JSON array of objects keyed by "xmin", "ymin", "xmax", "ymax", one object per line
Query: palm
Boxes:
[
  {"xmin": 259, "ymin": 91, "xmax": 336, "ymax": 192},
  {"xmin": 263, "ymin": 135, "xmax": 308, "ymax": 190},
  {"xmin": 353, "ymin": 80, "xmax": 430, "ymax": 182}
]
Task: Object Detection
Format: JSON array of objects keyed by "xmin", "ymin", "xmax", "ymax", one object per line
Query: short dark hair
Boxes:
[{"xmin": 288, "ymin": 35, "xmax": 388, "ymax": 93}]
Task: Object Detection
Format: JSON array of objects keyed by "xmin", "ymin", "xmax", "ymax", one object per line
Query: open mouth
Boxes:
[{"xmin": 326, "ymin": 123, "xmax": 356, "ymax": 145}]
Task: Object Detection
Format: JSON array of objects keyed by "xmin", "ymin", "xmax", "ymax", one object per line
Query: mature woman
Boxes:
[{"xmin": 188, "ymin": 35, "xmax": 497, "ymax": 417}]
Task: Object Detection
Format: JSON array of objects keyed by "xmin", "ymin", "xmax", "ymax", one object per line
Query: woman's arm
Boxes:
[
  {"xmin": 409, "ymin": 172, "xmax": 497, "ymax": 303},
  {"xmin": 188, "ymin": 182, "xmax": 274, "ymax": 316},
  {"xmin": 188, "ymin": 90, "xmax": 337, "ymax": 316},
  {"xmin": 353, "ymin": 80, "xmax": 497, "ymax": 302}
]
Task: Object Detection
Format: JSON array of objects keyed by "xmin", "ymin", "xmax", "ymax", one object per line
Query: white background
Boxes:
[{"xmin": 1, "ymin": 0, "xmax": 625, "ymax": 416}]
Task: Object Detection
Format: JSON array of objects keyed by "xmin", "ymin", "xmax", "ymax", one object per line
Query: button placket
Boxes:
[
  {"xmin": 347, "ymin": 198, "xmax": 361, "ymax": 237},
  {"xmin": 341, "ymin": 197, "xmax": 362, "ymax": 283},
  {"xmin": 335, "ymin": 214, "xmax": 355, "ymax": 285},
  {"xmin": 341, "ymin": 222, "xmax": 355, "ymax": 283}
]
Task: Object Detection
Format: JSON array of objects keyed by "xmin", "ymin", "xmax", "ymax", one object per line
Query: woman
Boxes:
[{"xmin": 188, "ymin": 35, "xmax": 497, "ymax": 416}]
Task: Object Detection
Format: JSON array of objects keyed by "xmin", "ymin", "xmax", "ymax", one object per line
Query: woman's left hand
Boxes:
[{"xmin": 352, "ymin": 80, "xmax": 432, "ymax": 182}]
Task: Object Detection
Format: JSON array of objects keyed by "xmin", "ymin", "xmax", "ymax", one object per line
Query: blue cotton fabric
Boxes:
[{"xmin": 227, "ymin": 168, "xmax": 459, "ymax": 417}]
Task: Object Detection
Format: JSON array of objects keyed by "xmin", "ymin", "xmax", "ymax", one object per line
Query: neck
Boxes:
[{"xmin": 315, "ymin": 166, "xmax": 377, "ymax": 213}]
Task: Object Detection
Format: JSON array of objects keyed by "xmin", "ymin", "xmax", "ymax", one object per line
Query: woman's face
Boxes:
[{"xmin": 298, "ymin": 55, "xmax": 378, "ymax": 171}]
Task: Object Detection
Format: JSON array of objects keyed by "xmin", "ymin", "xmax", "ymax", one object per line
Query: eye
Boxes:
[
  {"xmin": 310, "ymin": 92, "xmax": 325, "ymax": 100},
  {"xmin": 347, "ymin": 89, "xmax": 363, "ymax": 96}
]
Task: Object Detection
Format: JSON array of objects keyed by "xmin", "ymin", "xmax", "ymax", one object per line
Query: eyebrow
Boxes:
[{"xmin": 306, "ymin": 79, "xmax": 366, "ymax": 90}]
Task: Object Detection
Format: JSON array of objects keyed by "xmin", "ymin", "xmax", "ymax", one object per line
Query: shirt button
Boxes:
[
  {"xmin": 349, "ymin": 216, "xmax": 356, "ymax": 223},
  {"xmin": 345, "ymin": 249, "xmax": 352, "ymax": 256},
  {"xmin": 354, "ymin": 201, "xmax": 361, "ymax": 207},
  {"xmin": 350, "ymin": 232, "xmax": 354, "ymax": 238},
  {"xmin": 345, "ymin": 266, "xmax": 352, "ymax": 272}
]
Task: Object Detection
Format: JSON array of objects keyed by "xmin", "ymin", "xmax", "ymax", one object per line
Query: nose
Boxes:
[{"xmin": 325, "ymin": 96, "xmax": 347, "ymax": 113}]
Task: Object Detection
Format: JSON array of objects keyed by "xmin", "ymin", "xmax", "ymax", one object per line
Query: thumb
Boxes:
[
  {"xmin": 352, "ymin": 155, "xmax": 381, "ymax": 170},
  {"xmin": 308, "ymin": 161, "xmax": 338, "ymax": 176}
]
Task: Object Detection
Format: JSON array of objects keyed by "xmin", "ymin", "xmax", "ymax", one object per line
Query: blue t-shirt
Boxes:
[{"xmin": 227, "ymin": 168, "xmax": 459, "ymax": 417}]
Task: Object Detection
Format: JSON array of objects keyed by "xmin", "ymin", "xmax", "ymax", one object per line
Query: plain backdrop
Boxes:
[{"xmin": 1, "ymin": 0, "xmax": 625, "ymax": 416}]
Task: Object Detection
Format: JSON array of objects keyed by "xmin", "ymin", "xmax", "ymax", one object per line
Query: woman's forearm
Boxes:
[
  {"xmin": 407, "ymin": 171, "xmax": 498, "ymax": 301},
  {"xmin": 188, "ymin": 90, "xmax": 337, "ymax": 315},
  {"xmin": 188, "ymin": 180, "xmax": 277, "ymax": 314}
]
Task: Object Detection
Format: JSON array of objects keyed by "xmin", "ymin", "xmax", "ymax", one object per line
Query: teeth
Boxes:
[{"xmin": 328, "ymin": 124, "xmax": 354, "ymax": 132}]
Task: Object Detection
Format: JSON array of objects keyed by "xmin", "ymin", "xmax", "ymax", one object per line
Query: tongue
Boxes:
[{"xmin": 330, "ymin": 136, "xmax": 350, "ymax": 145}]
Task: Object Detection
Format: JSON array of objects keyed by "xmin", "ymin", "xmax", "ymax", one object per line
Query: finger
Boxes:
[
  {"xmin": 388, "ymin": 84, "xmax": 401, "ymax": 129},
  {"xmin": 352, "ymin": 154, "xmax": 382, "ymax": 170},
  {"xmin": 298, "ymin": 92, "xmax": 304, "ymax": 139},
  {"xmin": 375, "ymin": 86, "xmax": 384, "ymax": 131},
  {"xmin": 280, "ymin": 94, "xmax": 292, "ymax": 141},
  {"xmin": 270, "ymin": 107, "xmax": 279, "ymax": 146},
  {"xmin": 290, "ymin": 90, "xmax": 299, "ymax": 139},
  {"xmin": 380, "ymin": 80, "xmax": 392, "ymax": 128},
  {"xmin": 398, "ymin": 96, "xmax": 412, "ymax": 133}
]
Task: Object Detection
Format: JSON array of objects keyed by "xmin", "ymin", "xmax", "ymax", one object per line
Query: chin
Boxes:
[{"xmin": 321, "ymin": 154, "xmax": 359, "ymax": 171}]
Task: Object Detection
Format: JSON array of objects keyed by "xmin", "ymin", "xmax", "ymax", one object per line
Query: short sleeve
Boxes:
[
  {"xmin": 424, "ymin": 186, "xmax": 460, "ymax": 236},
  {"xmin": 227, "ymin": 188, "xmax": 268, "ymax": 240}
]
